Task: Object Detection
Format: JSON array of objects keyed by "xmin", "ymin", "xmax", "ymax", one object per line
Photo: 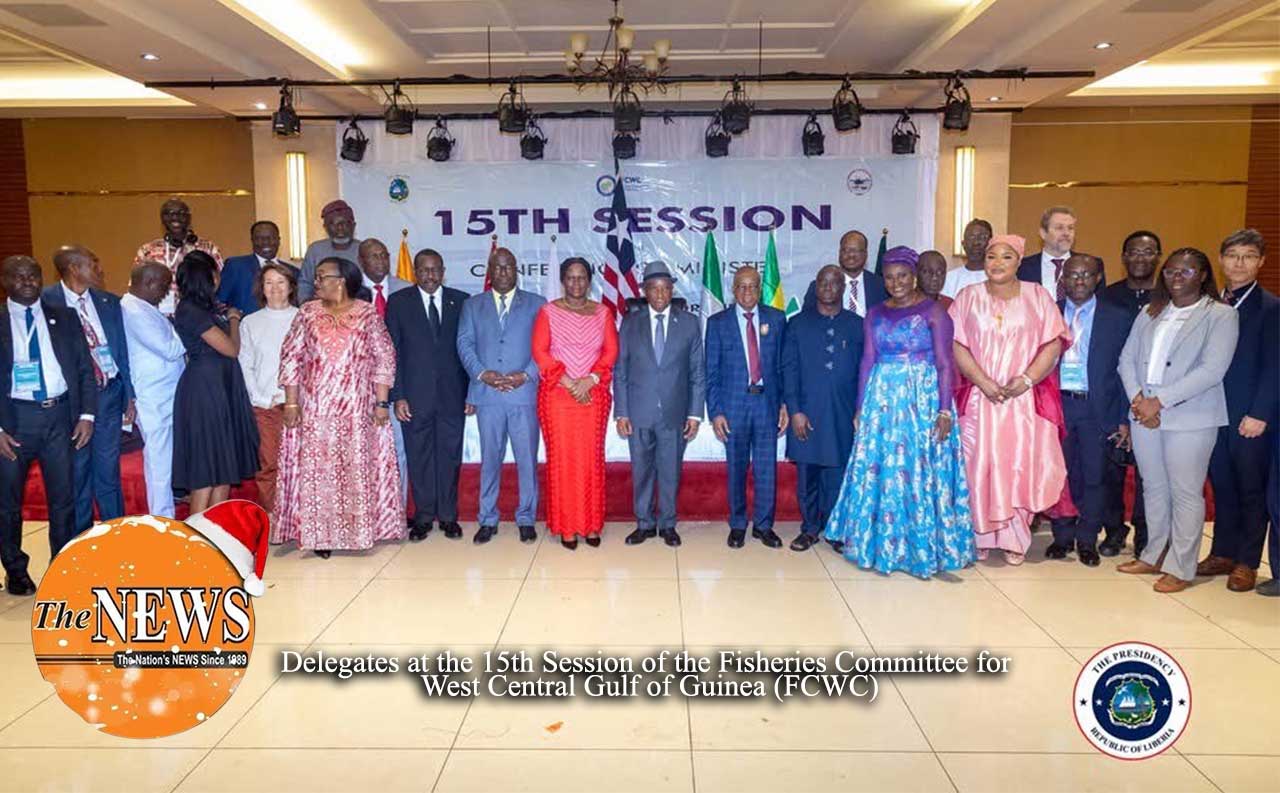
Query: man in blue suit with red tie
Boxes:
[
  {"xmin": 216, "ymin": 221, "xmax": 298, "ymax": 315},
  {"xmin": 705, "ymin": 267, "xmax": 788, "ymax": 549}
]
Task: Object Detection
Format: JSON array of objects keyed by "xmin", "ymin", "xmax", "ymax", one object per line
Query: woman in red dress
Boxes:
[{"xmin": 532, "ymin": 257, "xmax": 618, "ymax": 549}]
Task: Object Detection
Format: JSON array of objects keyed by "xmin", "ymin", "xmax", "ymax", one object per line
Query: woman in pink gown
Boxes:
[
  {"xmin": 949, "ymin": 235, "xmax": 1071, "ymax": 564},
  {"xmin": 271, "ymin": 256, "xmax": 405, "ymax": 557}
]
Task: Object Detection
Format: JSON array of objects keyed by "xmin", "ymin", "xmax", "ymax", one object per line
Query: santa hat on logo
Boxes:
[{"xmin": 185, "ymin": 499, "xmax": 269, "ymax": 597}]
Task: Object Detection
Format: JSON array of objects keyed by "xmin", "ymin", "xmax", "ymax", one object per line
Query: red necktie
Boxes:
[
  {"xmin": 744, "ymin": 310, "xmax": 762, "ymax": 384},
  {"xmin": 374, "ymin": 284, "xmax": 386, "ymax": 318},
  {"xmin": 77, "ymin": 296, "xmax": 108, "ymax": 388},
  {"xmin": 1052, "ymin": 258, "xmax": 1066, "ymax": 301}
]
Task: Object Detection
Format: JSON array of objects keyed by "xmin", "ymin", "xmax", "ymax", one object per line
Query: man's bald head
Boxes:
[
  {"xmin": 52, "ymin": 244, "xmax": 104, "ymax": 291},
  {"xmin": 130, "ymin": 261, "xmax": 172, "ymax": 306},
  {"xmin": 487, "ymin": 247, "xmax": 518, "ymax": 293}
]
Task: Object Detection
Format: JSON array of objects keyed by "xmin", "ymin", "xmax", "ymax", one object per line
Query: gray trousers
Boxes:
[
  {"xmin": 1131, "ymin": 423, "xmax": 1217, "ymax": 581},
  {"xmin": 628, "ymin": 425, "xmax": 686, "ymax": 530},
  {"xmin": 476, "ymin": 403, "xmax": 540, "ymax": 527}
]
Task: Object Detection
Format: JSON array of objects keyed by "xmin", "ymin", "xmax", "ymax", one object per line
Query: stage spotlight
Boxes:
[
  {"xmin": 943, "ymin": 75, "xmax": 972, "ymax": 131},
  {"xmin": 831, "ymin": 76, "xmax": 862, "ymax": 132},
  {"xmin": 613, "ymin": 87, "xmax": 642, "ymax": 133},
  {"xmin": 426, "ymin": 118, "xmax": 455, "ymax": 162},
  {"xmin": 271, "ymin": 83, "xmax": 300, "ymax": 137},
  {"xmin": 704, "ymin": 112, "xmax": 730, "ymax": 158},
  {"xmin": 720, "ymin": 78, "xmax": 752, "ymax": 135},
  {"xmin": 891, "ymin": 112, "xmax": 919, "ymax": 155},
  {"xmin": 497, "ymin": 81, "xmax": 530, "ymax": 134},
  {"xmin": 520, "ymin": 116, "xmax": 547, "ymax": 160},
  {"xmin": 612, "ymin": 131, "xmax": 638, "ymax": 160},
  {"xmin": 384, "ymin": 81, "xmax": 416, "ymax": 135},
  {"xmin": 801, "ymin": 113, "xmax": 825, "ymax": 157},
  {"xmin": 339, "ymin": 119, "xmax": 368, "ymax": 162}
]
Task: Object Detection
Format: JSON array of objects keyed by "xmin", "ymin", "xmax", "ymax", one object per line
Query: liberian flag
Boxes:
[{"xmin": 600, "ymin": 164, "xmax": 640, "ymax": 324}]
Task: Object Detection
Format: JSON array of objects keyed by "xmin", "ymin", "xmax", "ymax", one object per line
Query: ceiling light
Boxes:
[
  {"xmin": 252, "ymin": 101, "xmax": 268, "ymax": 111},
  {"xmin": 497, "ymin": 81, "xmax": 529, "ymax": 134},
  {"xmin": 340, "ymin": 119, "xmax": 368, "ymax": 163},
  {"xmin": 891, "ymin": 112, "xmax": 919, "ymax": 155},
  {"xmin": 720, "ymin": 78, "xmax": 752, "ymax": 135},
  {"xmin": 801, "ymin": 113, "xmax": 825, "ymax": 157},
  {"xmin": 613, "ymin": 131, "xmax": 638, "ymax": 160},
  {"xmin": 1086, "ymin": 61, "xmax": 1274, "ymax": 89},
  {"xmin": 426, "ymin": 118, "xmax": 454, "ymax": 162},
  {"xmin": 613, "ymin": 87, "xmax": 642, "ymax": 133},
  {"xmin": 520, "ymin": 117, "xmax": 547, "ymax": 160},
  {"xmin": 384, "ymin": 81, "xmax": 415, "ymax": 135},
  {"xmin": 1094, "ymin": 42, "xmax": 1112, "ymax": 50},
  {"xmin": 987, "ymin": 96, "xmax": 1001, "ymax": 102},
  {"xmin": 221, "ymin": 0, "xmax": 363, "ymax": 72},
  {"xmin": 831, "ymin": 76, "xmax": 862, "ymax": 132},
  {"xmin": 704, "ymin": 112, "xmax": 730, "ymax": 158},
  {"xmin": 271, "ymin": 83, "xmax": 300, "ymax": 137},
  {"xmin": 140, "ymin": 53, "xmax": 160, "ymax": 61},
  {"xmin": 942, "ymin": 75, "xmax": 971, "ymax": 131}
]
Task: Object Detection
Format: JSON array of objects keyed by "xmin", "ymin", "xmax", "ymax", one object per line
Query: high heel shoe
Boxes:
[
  {"xmin": 561, "ymin": 538, "xmax": 578, "ymax": 550},
  {"xmin": 584, "ymin": 535, "xmax": 601, "ymax": 547},
  {"xmin": 315, "ymin": 549, "xmax": 331, "ymax": 559}
]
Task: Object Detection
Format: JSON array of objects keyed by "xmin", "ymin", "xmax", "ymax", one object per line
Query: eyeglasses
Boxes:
[
  {"xmin": 1163, "ymin": 267, "xmax": 1199, "ymax": 278},
  {"xmin": 1062, "ymin": 271, "xmax": 1098, "ymax": 281},
  {"xmin": 314, "ymin": 273, "xmax": 344, "ymax": 283},
  {"xmin": 1221, "ymin": 251, "xmax": 1262, "ymax": 264},
  {"xmin": 1124, "ymin": 247, "xmax": 1159, "ymax": 257}
]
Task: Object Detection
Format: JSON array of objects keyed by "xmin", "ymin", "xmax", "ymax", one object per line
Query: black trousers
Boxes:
[
  {"xmin": 1103, "ymin": 451, "xmax": 1145, "ymax": 536},
  {"xmin": 403, "ymin": 406, "xmax": 465, "ymax": 524},
  {"xmin": 1209, "ymin": 425, "xmax": 1273, "ymax": 569},
  {"xmin": 0, "ymin": 400, "xmax": 76, "ymax": 576},
  {"xmin": 795, "ymin": 461, "xmax": 842, "ymax": 537},
  {"xmin": 1051, "ymin": 397, "xmax": 1106, "ymax": 549}
]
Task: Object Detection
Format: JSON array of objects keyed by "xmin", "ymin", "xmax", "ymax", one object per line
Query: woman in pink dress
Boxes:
[
  {"xmin": 949, "ymin": 235, "xmax": 1071, "ymax": 564},
  {"xmin": 271, "ymin": 256, "xmax": 405, "ymax": 557}
]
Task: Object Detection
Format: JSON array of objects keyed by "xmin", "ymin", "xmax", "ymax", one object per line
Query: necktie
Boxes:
[
  {"xmin": 499, "ymin": 293, "xmax": 508, "ymax": 329},
  {"xmin": 1052, "ymin": 258, "xmax": 1066, "ymax": 301},
  {"xmin": 654, "ymin": 313, "xmax": 666, "ymax": 364},
  {"xmin": 744, "ymin": 310, "xmax": 762, "ymax": 384},
  {"xmin": 25, "ymin": 307, "xmax": 47, "ymax": 401},
  {"xmin": 428, "ymin": 293, "xmax": 441, "ymax": 333},
  {"xmin": 847, "ymin": 278, "xmax": 859, "ymax": 314},
  {"xmin": 77, "ymin": 296, "xmax": 108, "ymax": 388},
  {"xmin": 374, "ymin": 284, "xmax": 386, "ymax": 318}
]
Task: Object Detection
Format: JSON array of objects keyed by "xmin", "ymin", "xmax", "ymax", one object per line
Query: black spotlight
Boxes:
[
  {"xmin": 613, "ymin": 87, "xmax": 642, "ymax": 133},
  {"xmin": 612, "ymin": 131, "xmax": 638, "ymax": 160},
  {"xmin": 520, "ymin": 116, "xmax": 547, "ymax": 160},
  {"xmin": 943, "ymin": 75, "xmax": 972, "ymax": 131},
  {"xmin": 271, "ymin": 83, "xmax": 300, "ymax": 137},
  {"xmin": 720, "ymin": 78, "xmax": 752, "ymax": 135},
  {"xmin": 891, "ymin": 112, "xmax": 919, "ymax": 155},
  {"xmin": 704, "ymin": 112, "xmax": 730, "ymax": 158},
  {"xmin": 831, "ymin": 76, "xmax": 862, "ymax": 132},
  {"xmin": 801, "ymin": 113, "xmax": 825, "ymax": 157},
  {"xmin": 339, "ymin": 119, "xmax": 368, "ymax": 162},
  {"xmin": 426, "ymin": 117, "xmax": 455, "ymax": 162},
  {"xmin": 384, "ymin": 81, "xmax": 416, "ymax": 135},
  {"xmin": 497, "ymin": 81, "xmax": 529, "ymax": 134}
]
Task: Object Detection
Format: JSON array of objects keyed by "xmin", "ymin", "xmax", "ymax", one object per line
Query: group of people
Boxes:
[{"xmin": 0, "ymin": 198, "xmax": 1274, "ymax": 601}]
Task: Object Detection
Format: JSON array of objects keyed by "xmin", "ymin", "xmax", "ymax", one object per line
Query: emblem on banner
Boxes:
[
  {"xmin": 847, "ymin": 169, "xmax": 873, "ymax": 195},
  {"xmin": 389, "ymin": 176, "xmax": 410, "ymax": 202},
  {"xmin": 596, "ymin": 174, "xmax": 617, "ymax": 196},
  {"xmin": 1073, "ymin": 642, "xmax": 1191, "ymax": 760}
]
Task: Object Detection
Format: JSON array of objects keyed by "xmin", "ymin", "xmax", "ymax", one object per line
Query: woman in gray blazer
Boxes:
[{"xmin": 1117, "ymin": 248, "xmax": 1239, "ymax": 592}]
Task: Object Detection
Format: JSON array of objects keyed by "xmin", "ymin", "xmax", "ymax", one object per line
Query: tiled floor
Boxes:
[{"xmin": 0, "ymin": 520, "xmax": 1275, "ymax": 792}]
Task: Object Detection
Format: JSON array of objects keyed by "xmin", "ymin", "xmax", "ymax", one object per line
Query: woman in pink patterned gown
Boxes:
[{"xmin": 271, "ymin": 256, "xmax": 405, "ymax": 557}]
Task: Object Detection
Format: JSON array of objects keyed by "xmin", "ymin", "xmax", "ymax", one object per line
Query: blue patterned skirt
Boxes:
[{"xmin": 823, "ymin": 360, "xmax": 975, "ymax": 577}]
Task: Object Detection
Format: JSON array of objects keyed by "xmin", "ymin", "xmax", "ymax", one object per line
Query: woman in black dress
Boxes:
[{"xmin": 172, "ymin": 251, "xmax": 259, "ymax": 513}]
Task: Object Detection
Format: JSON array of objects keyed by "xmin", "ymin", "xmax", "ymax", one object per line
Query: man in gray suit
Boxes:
[
  {"xmin": 615, "ymin": 261, "xmax": 704, "ymax": 546},
  {"xmin": 358, "ymin": 237, "xmax": 411, "ymax": 511},
  {"xmin": 457, "ymin": 248, "xmax": 545, "ymax": 544}
]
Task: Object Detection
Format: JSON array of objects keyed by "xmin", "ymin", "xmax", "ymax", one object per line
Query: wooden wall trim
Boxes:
[
  {"xmin": 1245, "ymin": 105, "xmax": 1279, "ymax": 293},
  {"xmin": 0, "ymin": 119, "xmax": 33, "ymax": 259}
]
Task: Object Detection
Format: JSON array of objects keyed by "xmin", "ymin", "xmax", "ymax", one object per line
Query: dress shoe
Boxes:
[
  {"xmin": 1153, "ymin": 574, "xmax": 1191, "ymax": 593},
  {"xmin": 1078, "ymin": 547, "xmax": 1101, "ymax": 567},
  {"xmin": 440, "ymin": 521, "xmax": 463, "ymax": 539},
  {"xmin": 626, "ymin": 528, "xmax": 656, "ymax": 545},
  {"xmin": 4, "ymin": 572, "xmax": 35, "ymax": 596},
  {"xmin": 826, "ymin": 538, "xmax": 844, "ymax": 553},
  {"xmin": 561, "ymin": 538, "xmax": 578, "ymax": 550},
  {"xmin": 790, "ymin": 533, "xmax": 819, "ymax": 552},
  {"xmin": 752, "ymin": 527, "xmax": 783, "ymax": 549},
  {"xmin": 314, "ymin": 550, "xmax": 331, "ymax": 559},
  {"xmin": 474, "ymin": 525, "xmax": 498, "ymax": 545},
  {"xmin": 660, "ymin": 528, "xmax": 681, "ymax": 547},
  {"xmin": 1117, "ymin": 559, "xmax": 1160, "ymax": 575},
  {"xmin": 1256, "ymin": 578, "xmax": 1280, "ymax": 597},
  {"xmin": 1195, "ymin": 555, "xmax": 1235, "ymax": 577},
  {"xmin": 1226, "ymin": 565, "xmax": 1257, "ymax": 592},
  {"xmin": 408, "ymin": 522, "xmax": 433, "ymax": 542},
  {"xmin": 1098, "ymin": 529, "xmax": 1125, "ymax": 557},
  {"xmin": 518, "ymin": 525, "xmax": 537, "ymax": 543},
  {"xmin": 1045, "ymin": 542, "xmax": 1072, "ymax": 560},
  {"xmin": 584, "ymin": 535, "xmax": 601, "ymax": 548},
  {"xmin": 727, "ymin": 529, "xmax": 746, "ymax": 549}
]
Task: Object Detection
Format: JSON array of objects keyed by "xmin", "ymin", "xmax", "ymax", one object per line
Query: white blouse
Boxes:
[
  {"xmin": 238, "ymin": 306, "xmax": 299, "ymax": 408},
  {"xmin": 1145, "ymin": 298, "xmax": 1204, "ymax": 386}
]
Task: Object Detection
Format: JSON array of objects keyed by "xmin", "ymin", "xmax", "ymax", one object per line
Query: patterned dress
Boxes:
[
  {"xmin": 531, "ymin": 302, "xmax": 618, "ymax": 539},
  {"xmin": 270, "ymin": 300, "xmax": 405, "ymax": 551},
  {"xmin": 133, "ymin": 237, "xmax": 223, "ymax": 315},
  {"xmin": 824, "ymin": 300, "xmax": 975, "ymax": 577}
]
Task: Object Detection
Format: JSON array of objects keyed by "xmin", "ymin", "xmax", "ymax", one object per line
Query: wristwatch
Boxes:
[{"xmin": 376, "ymin": 400, "xmax": 391, "ymax": 409}]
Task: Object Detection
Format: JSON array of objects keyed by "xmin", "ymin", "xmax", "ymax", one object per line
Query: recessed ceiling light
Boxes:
[
  {"xmin": 253, "ymin": 102, "xmax": 268, "ymax": 110},
  {"xmin": 987, "ymin": 96, "xmax": 1001, "ymax": 102},
  {"xmin": 1094, "ymin": 42, "xmax": 1112, "ymax": 50},
  {"xmin": 140, "ymin": 52, "xmax": 160, "ymax": 61}
]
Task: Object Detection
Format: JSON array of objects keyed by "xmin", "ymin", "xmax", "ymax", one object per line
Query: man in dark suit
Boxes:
[
  {"xmin": 1200, "ymin": 229, "xmax": 1280, "ymax": 592},
  {"xmin": 1017, "ymin": 206, "xmax": 1105, "ymax": 299},
  {"xmin": 615, "ymin": 261, "xmax": 705, "ymax": 547},
  {"xmin": 388, "ymin": 249, "xmax": 470, "ymax": 541},
  {"xmin": 216, "ymin": 220, "xmax": 297, "ymax": 315},
  {"xmin": 706, "ymin": 267, "xmax": 788, "ymax": 548},
  {"xmin": 43, "ymin": 246, "xmax": 131, "ymax": 535},
  {"xmin": 0, "ymin": 256, "xmax": 96, "ymax": 595},
  {"xmin": 783, "ymin": 265, "xmax": 863, "ymax": 551},
  {"xmin": 802, "ymin": 230, "xmax": 886, "ymax": 317},
  {"xmin": 1047, "ymin": 255, "xmax": 1131, "ymax": 566}
]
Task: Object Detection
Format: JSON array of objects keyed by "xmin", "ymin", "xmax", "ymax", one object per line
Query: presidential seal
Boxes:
[
  {"xmin": 389, "ymin": 176, "xmax": 410, "ymax": 202},
  {"xmin": 846, "ymin": 168, "xmax": 872, "ymax": 195},
  {"xmin": 1073, "ymin": 642, "xmax": 1191, "ymax": 760}
]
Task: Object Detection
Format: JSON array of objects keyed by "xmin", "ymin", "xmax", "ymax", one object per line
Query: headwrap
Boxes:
[
  {"xmin": 880, "ymin": 245, "xmax": 919, "ymax": 271},
  {"xmin": 986, "ymin": 234, "xmax": 1025, "ymax": 260},
  {"xmin": 320, "ymin": 199, "xmax": 354, "ymax": 220}
]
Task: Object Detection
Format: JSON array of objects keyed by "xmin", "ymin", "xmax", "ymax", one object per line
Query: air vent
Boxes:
[
  {"xmin": 1124, "ymin": 0, "xmax": 1215, "ymax": 12},
  {"xmin": 0, "ymin": 3, "xmax": 107, "ymax": 26}
]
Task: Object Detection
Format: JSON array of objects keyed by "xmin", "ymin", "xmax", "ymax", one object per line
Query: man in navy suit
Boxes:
[
  {"xmin": 802, "ymin": 230, "xmax": 887, "ymax": 317},
  {"xmin": 388, "ymin": 249, "xmax": 470, "ymax": 542},
  {"xmin": 1017, "ymin": 206, "xmax": 1104, "ymax": 299},
  {"xmin": 706, "ymin": 267, "xmax": 788, "ymax": 548},
  {"xmin": 216, "ymin": 220, "xmax": 297, "ymax": 315},
  {"xmin": 1048, "ymin": 255, "xmax": 1131, "ymax": 566},
  {"xmin": 43, "ymin": 246, "xmax": 131, "ymax": 535},
  {"xmin": 0, "ymin": 256, "xmax": 96, "ymax": 594},
  {"xmin": 1200, "ymin": 229, "xmax": 1279, "ymax": 592}
]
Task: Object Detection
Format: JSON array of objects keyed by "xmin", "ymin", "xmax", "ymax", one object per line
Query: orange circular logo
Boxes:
[{"xmin": 31, "ymin": 512, "xmax": 260, "ymax": 738}]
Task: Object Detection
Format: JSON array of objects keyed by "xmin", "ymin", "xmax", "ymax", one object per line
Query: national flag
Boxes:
[
  {"xmin": 395, "ymin": 229, "xmax": 413, "ymax": 282},
  {"xmin": 600, "ymin": 163, "xmax": 640, "ymax": 324},
  {"xmin": 700, "ymin": 233, "xmax": 724, "ymax": 322},
  {"xmin": 482, "ymin": 234, "xmax": 497, "ymax": 291},
  {"xmin": 544, "ymin": 234, "xmax": 561, "ymax": 300},
  {"xmin": 762, "ymin": 229, "xmax": 788, "ymax": 312},
  {"xmin": 873, "ymin": 228, "xmax": 888, "ymax": 273}
]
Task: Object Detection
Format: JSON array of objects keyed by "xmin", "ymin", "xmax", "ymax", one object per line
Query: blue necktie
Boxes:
[
  {"xmin": 654, "ymin": 314, "xmax": 665, "ymax": 364},
  {"xmin": 498, "ymin": 294, "xmax": 508, "ymax": 330},
  {"xmin": 25, "ymin": 307, "xmax": 47, "ymax": 401}
]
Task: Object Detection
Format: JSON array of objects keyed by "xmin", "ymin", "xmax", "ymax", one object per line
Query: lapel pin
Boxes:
[{"xmin": 760, "ymin": 323, "xmax": 769, "ymax": 336}]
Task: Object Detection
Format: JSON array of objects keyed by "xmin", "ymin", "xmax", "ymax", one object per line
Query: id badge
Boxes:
[
  {"xmin": 94, "ymin": 346, "xmax": 115, "ymax": 372},
  {"xmin": 13, "ymin": 360, "xmax": 42, "ymax": 393},
  {"xmin": 1060, "ymin": 361, "xmax": 1086, "ymax": 392}
]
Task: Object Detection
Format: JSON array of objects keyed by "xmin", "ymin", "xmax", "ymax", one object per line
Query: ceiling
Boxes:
[{"xmin": 0, "ymin": 0, "xmax": 1275, "ymax": 117}]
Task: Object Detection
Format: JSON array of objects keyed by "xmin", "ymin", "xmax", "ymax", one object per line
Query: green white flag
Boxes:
[
  {"xmin": 701, "ymin": 233, "xmax": 725, "ymax": 320},
  {"xmin": 762, "ymin": 229, "xmax": 787, "ymax": 312}
]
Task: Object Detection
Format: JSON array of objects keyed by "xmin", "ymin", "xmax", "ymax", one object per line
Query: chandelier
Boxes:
[{"xmin": 565, "ymin": 0, "xmax": 671, "ymax": 96}]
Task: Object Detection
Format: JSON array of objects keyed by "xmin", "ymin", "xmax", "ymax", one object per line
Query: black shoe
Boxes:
[
  {"xmin": 660, "ymin": 528, "xmax": 682, "ymax": 547},
  {"xmin": 518, "ymin": 525, "xmax": 537, "ymax": 543},
  {"xmin": 1098, "ymin": 538, "xmax": 1123, "ymax": 557},
  {"xmin": 474, "ymin": 525, "xmax": 497, "ymax": 545},
  {"xmin": 753, "ymin": 527, "xmax": 783, "ymax": 548},
  {"xmin": 440, "ymin": 521, "xmax": 463, "ymax": 539},
  {"xmin": 826, "ymin": 538, "xmax": 844, "ymax": 553},
  {"xmin": 626, "ymin": 528, "xmax": 656, "ymax": 545},
  {"xmin": 584, "ymin": 535, "xmax": 601, "ymax": 547},
  {"xmin": 1078, "ymin": 547, "xmax": 1101, "ymax": 567},
  {"xmin": 4, "ymin": 572, "xmax": 35, "ymax": 596},
  {"xmin": 561, "ymin": 538, "xmax": 578, "ymax": 550},
  {"xmin": 314, "ymin": 550, "xmax": 331, "ymax": 559},
  {"xmin": 1045, "ymin": 542, "xmax": 1072, "ymax": 560},
  {"xmin": 790, "ymin": 533, "xmax": 819, "ymax": 552},
  {"xmin": 408, "ymin": 522, "xmax": 433, "ymax": 542},
  {"xmin": 727, "ymin": 529, "xmax": 746, "ymax": 549}
]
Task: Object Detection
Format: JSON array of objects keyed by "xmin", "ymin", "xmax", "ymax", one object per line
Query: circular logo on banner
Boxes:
[
  {"xmin": 846, "ymin": 168, "xmax": 873, "ymax": 195},
  {"xmin": 388, "ymin": 176, "xmax": 410, "ymax": 202},
  {"xmin": 1073, "ymin": 642, "xmax": 1191, "ymax": 760},
  {"xmin": 596, "ymin": 174, "xmax": 617, "ymax": 196},
  {"xmin": 31, "ymin": 507, "xmax": 265, "ymax": 739}
]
